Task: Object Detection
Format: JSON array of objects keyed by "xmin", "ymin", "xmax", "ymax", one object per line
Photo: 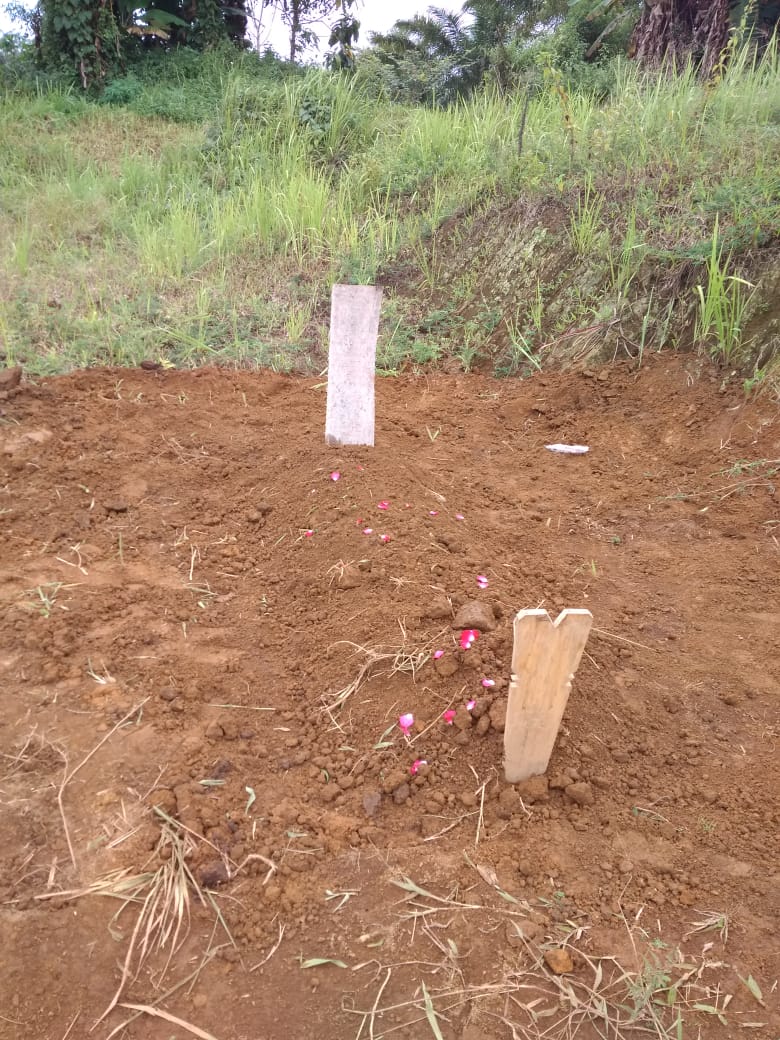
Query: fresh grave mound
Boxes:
[{"xmin": 0, "ymin": 358, "xmax": 778, "ymax": 1040}]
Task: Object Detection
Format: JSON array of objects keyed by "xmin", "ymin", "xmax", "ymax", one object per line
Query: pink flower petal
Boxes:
[
  {"xmin": 329, "ymin": 471, "xmax": 341, "ymax": 481},
  {"xmin": 442, "ymin": 709, "xmax": 456, "ymax": 725},
  {"xmin": 433, "ymin": 650, "xmax": 445, "ymax": 660},
  {"xmin": 404, "ymin": 503, "xmax": 413, "ymax": 509},
  {"xmin": 362, "ymin": 527, "xmax": 374, "ymax": 535},
  {"xmin": 459, "ymin": 629, "xmax": 479, "ymax": 649},
  {"xmin": 410, "ymin": 758, "xmax": 427, "ymax": 776},
  {"xmin": 455, "ymin": 513, "xmax": 465, "ymax": 520},
  {"xmin": 399, "ymin": 712, "xmax": 414, "ymax": 734},
  {"xmin": 481, "ymin": 678, "xmax": 496, "ymax": 688},
  {"xmin": 377, "ymin": 500, "xmax": 389, "ymax": 510},
  {"xmin": 466, "ymin": 699, "xmax": 476, "ymax": 711},
  {"xmin": 357, "ymin": 465, "xmax": 364, "ymax": 471},
  {"xmin": 303, "ymin": 530, "xmax": 314, "ymax": 538},
  {"xmin": 476, "ymin": 575, "xmax": 489, "ymax": 589},
  {"xmin": 428, "ymin": 510, "xmax": 439, "ymax": 517},
  {"xmin": 379, "ymin": 533, "xmax": 391, "ymax": 543}
]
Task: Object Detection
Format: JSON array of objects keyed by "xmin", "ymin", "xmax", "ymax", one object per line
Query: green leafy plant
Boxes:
[{"xmin": 694, "ymin": 218, "xmax": 755, "ymax": 364}]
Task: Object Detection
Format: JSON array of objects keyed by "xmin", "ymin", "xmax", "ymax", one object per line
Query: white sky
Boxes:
[{"xmin": 0, "ymin": 2, "xmax": 439, "ymax": 55}]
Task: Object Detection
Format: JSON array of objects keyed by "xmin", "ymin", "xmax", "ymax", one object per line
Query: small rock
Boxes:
[
  {"xmin": 549, "ymin": 773, "xmax": 574, "ymax": 790},
  {"xmin": 147, "ymin": 787, "xmax": 177, "ymax": 815},
  {"xmin": 198, "ymin": 860, "xmax": 230, "ymax": 889},
  {"xmin": 159, "ymin": 686, "xmax": 177, "ymax": 702},
  {"xmin": 393, "ymin": 783, "xmax": 411, "ymax": 805},
  {"xmin": 516, "ymin": 776, "xmax": 549, "ymax": 804},
  {"xmin": 460, "ymin": 791, "xmax": 477, "ymax": 808},
  {"xmin": 337, "ymin": 565, "xmax": 362, "ymax": 590},
  {"xmin": 498, "ymin": 787, "xmax": 521, "ymax": 818},
  {"xmin": 544, "ymin": 948, "xmax": 574, "ymax": 974},
  {"xmin": 424, "ymin": 596, "xmax": 452, "ymax": 620},
  {"xmin": 204, "ymin": 722, "xmax": 224, "ymax": 740},
  {"xmin": 0, "ymin": 366, "xmax": 22, "ymax": 391},
  {"xmin": 453, "ymin": 706, "xmax": 473, "ymax": 732},
  {"xmin": 104, "ymin": 500, "xmax": 129, "ymax": 514},
  {"xmin": 381, "ymin": 769, "xmax": 408, "ymax": 795},
  {"xmin": 475, "ymin": 714, "xmax": 491, "ymax": 737},
  {"xmin": 434, "ymin": 653, "xmax": 459, "ymax": 677},
  {"xmin": 565, "ymin": 782, "xmax": 594, "ymax": 807},
  {"xmin": 140, "ymin": 359, "xmax": 163, "ymax": 371},
  {"xmin": 488, "ymin": 700, "xmax": 506, "ymax": 733},
  {"xmin": 452, "ymin": 600, "xmax": 496, "ymax": 632}
]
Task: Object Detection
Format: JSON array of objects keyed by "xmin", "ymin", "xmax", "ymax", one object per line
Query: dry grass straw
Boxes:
[
  {"xmin": 37, "ymin": 804, "xmax": 262, "ymax": 1030},
  {"xmin": 116, "ymin": 1003, "xmax": 219, "ymax": 1039},
  {"xmin": 349, "ymin": 876, "xmax": 746, "ymax": 1040},
  {"xmin": 53, "ymin": 699, "xmax": 148, "ymax": 869},
  {"xmin": 0, "ymin": 726, "xmax": 45, "ymax": 781},
  {"xmin": 323, "ymin": 628, "xmax": 433, "ymax": 714}
]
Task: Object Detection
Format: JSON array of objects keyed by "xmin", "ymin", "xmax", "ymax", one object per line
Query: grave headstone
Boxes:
[{"xmin": 325, "ymin": 284, "xmax": 383, "ymax": 447}]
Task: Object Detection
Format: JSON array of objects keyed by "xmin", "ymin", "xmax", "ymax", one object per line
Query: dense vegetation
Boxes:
[{"xmin": 0, "ymin": 2, "xmax": 778, "ymax": 389}]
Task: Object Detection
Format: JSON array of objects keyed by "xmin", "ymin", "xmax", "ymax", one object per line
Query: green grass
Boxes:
[{"xmin": 0, "ymin": 43, "xmax": 778, "ymax": 381}]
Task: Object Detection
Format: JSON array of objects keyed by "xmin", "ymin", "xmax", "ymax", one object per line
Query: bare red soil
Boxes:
[{"xmin": 0, "ymin": 358, "xmax": 778, "ymax": 1040}]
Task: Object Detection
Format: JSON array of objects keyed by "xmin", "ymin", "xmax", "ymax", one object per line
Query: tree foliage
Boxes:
[{"xmin": 23, "ymin": 0, "xmax": 357, "ymax": 88}]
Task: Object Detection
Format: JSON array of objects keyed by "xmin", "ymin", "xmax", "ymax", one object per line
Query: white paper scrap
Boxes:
[{"xmin": 545, "ymin": 444, "xmax": 589, "ymax": 454}]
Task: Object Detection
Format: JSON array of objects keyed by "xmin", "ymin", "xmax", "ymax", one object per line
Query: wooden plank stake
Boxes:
[
  {"xmin": 504, "ymin": 609, "xmax": 593, "ymax": 784},
  {"xmin": 325, "ymin": 284, "xmax": 383, "ymax": 447}
]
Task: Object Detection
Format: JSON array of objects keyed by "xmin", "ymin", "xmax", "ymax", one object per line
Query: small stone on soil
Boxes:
[
  {"xmin": 515, "ymin": 776, "xmax": 549, "ymax": 803},
  {"xmin": 453, "ymin": 600, "xmax": 496, "ymax": 632},
  {"xmin": 565, "ymin": 781, "xmax": 595, "ymax": 806},
  {"xmin": 198, "ymin": 861, "xmax": 230, "ymax": 888},
  {"xmin": 362, "ymin": 790, "xmax": 382, "ymax": 816},
  {"xmin": 544, "ymin": 948, "xmax": 574, "ymax": 974}
]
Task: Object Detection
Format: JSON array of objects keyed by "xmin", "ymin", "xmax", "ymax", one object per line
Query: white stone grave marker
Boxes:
[{"xmin": 325, "ymin": 284, "xmax": 383, "ymax": 447}]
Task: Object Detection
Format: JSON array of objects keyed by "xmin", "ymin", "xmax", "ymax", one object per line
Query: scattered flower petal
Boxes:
[
  {"xmin": 377, "ymin": 500, "xmax": 389, "ymax": 510},
  {"xmin": 379, "ymin": 533, "xmax": 391, "ymax": 543},
  {"xmin": 476, "ymin": 575, "xmax": 489, "ymax": 587},
  {"xmin": 442, "ymin": 709, "xmax": 456, "ymax": 725},
  {"xmin": 410, "ymin": 758, "xmax": 427, "ymax": 776},
  {"xmin": 329, "ymin": 471, "xmax": 341, "ymax": 481},
  {"xmin": 459, "ymin": 629, "xmax": 479, "ymax": 649},
  {"xmin": 481, "ymin": 678, "xmax": 496, "ymax": 688},
  {"xmin": 362, "ymin": 527, "xmax": 374, "ymax": 535},
  {"xmin": 466, "ymin": 699, "xmax": 476, "ymax": 711},
  {"xmin": 399, "ymin": 713, "xmax": 414, "ymax": 734},
  {"xmin": 356, "ymin": 465, "xmax": 364, "ymax": 471},
  {"xmin": 455, "ymin": 513, "xmax": 465, "ymax": 520},
  {"xmin": 433, "ymin": 650, "xmax": 445, "ymax": 660},
  {"xmin": 303, "ymin": 530, "xmax": 314, "ymax": 538},
  {"xmin": 404, "ymin": 503, "xmax": 413, "ymax": 509},
  {"xmin": 428, "ymin": 510, "xmax": 439, "ymax": 517}
]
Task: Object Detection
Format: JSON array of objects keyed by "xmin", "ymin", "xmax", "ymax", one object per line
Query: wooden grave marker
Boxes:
[
  {"xmin": 504, "ymin": 608, "xmax": 593, "ymax": 783},
  {"xmin": 325, "ymin": 284, "xmax": 383, "ymax": 447}
]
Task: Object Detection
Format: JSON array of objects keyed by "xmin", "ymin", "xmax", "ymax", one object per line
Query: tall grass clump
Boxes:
[
  {"xmin": 694, "ymin": 219, "xmax": 756, "ymax": 364},
  {"xmin": 0, "ymin": 39, "xmax": 777, "ymax": 375}
]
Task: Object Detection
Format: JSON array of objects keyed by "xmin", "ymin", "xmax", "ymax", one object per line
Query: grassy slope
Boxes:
[{"xmin": 0, "ymin": 46, "xmax": 778, "ymax": 388}]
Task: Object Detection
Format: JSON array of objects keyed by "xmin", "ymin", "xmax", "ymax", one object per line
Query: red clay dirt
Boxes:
[{"xmin": 0, "ymin": 358, "xmax": 778, "ymax": 1040}]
